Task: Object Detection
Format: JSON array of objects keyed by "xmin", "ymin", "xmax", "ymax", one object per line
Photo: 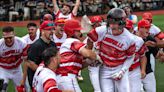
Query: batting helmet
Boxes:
[
  {"xmin": 138, "ymin": 19, "xmax": 151, "ymax": 30},
  {"xmin": 43, "ymin": 14, "xmax": 53, "ymax": 21},
  {"xmin": 64, "ymin": 19, "xmax": 83, "ymax": 37},
  {"xmin": 157, "ymin": 32, "xmax": 164, "ymax": 40},
  {"xmin": 107, "ymin": 8, "xmax": 126, "ymax": 26},
  {"xmin": 90, "ymin": 16, "xmax": 102, "ymax": 24},
  {"xmin": 142, "ymin": 12, "xmax": 152, "ymax": 20},
  {"xmin": 126, "ymin": 19, "xmax": 133, "ymax": 30}
]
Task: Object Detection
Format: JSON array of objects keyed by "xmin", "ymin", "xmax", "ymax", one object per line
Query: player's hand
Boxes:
[
  {"xmin": 96, "ymin": 55, "xmax": 103, "ymax": 63},
  {"xmin": 20, "ymin": 79, "xmax": 25, "ymax": 87},
  {"xmin": 156, "ymin": 49, "xmax": 164, "ymax": 62},
  {"xmin": 141, "ymin": 71, "xmax": 146, "ymax": 79},
  {"xmin": 90, "ymin": 60, "xmax": 101, "ymax": 67},
  {"xmin": 145, "ymin": 41, "xmax": 156, "ymax": 47},
  {"xmin": 111, "ymin": 69, "xmax": 126, "ymax": 80}
]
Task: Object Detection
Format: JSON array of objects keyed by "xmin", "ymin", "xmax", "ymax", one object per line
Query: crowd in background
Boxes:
[{"xmin": 0, "ymin": 0, "xmax": 164, "ymax": 21}]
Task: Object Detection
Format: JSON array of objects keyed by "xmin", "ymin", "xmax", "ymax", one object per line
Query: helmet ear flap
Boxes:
[{"xmin": 119, "ymin": 19, "xmax": 126, "ymax": 26}]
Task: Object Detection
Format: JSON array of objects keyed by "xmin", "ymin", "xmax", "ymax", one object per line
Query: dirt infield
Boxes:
[{"xmin": 0, "ymin": 10, "xmax": 164, "ymax": 27}]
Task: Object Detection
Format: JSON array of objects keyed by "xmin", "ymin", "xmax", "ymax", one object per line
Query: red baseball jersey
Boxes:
[
  {"xmin": 88, "ymin": 25, "xmax": 136, "ymax": 67},
  {"xmin": 0, "ymin": 37, "xmax": 28, "ymax": 69},
  {"xmin": 56, "ymin": 38, "xmax": 85, "ymax": 75}
]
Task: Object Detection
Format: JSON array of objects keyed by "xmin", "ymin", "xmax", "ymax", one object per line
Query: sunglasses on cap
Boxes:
[{"xmin": 42, "ymin": 23, "xmax": 55, "ymax": 30}]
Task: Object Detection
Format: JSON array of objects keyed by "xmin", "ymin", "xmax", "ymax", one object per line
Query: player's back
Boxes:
[{"xmin": 32, "ymin": 66, "xmax": 57, "ymax": 92}]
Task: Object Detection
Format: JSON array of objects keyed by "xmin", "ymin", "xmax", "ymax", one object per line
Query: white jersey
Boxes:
[
  {"xmin": 52, "ymin": 32, "xmax": 67, "ymax": 50},
  {"xmin": 0, "ymin": 37, "xmax": 28, "ymax": 69},
  {"xmin": 22, "ymin": 29, "xmax": 40, "ymax": 44},
  {"xmin": 56, "ymin": 38, "xmax": 85, "ymax": 75},
  {"xmin": 56, "ymin": 11, "xmax": 75, "ymax": 20},
  {"xmin": 88, "ymin": 25, "xmax": 136, "ymax": 67},
  {"xmin": 134, "ymin": 24, "xmax": 161, "ymax": 37},
  {"xmin": 149, "ymin": 24, "xmax": 161, "ymax": 37},
  {"xmin": 32, "ymin": 66, "xmax": 58, "ymax": 92},
  {"xmin": 129, "ymin": 34, "xmax": 147, "ymax": 70}
]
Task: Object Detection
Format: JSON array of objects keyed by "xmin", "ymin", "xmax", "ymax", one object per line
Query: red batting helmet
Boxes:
[
  {"xmin": 90, "ymin": 16, "xmax": 102, "ymax": 23},
  {"xmin": 64, "ymin": 19, "xmax": 83, "ymax": 37},
  {"xmin": 138, "ymin": 19, "xmax": 151, "ymax": 30},
  {"xmin": 142, "ymin": 12, "xmax": 152, "ymax": 20},
  {"xmin": 43, "ymin": 14, "xmax": 53, "ymax": 21},
  {"xmin": 125, "ymin": 19, "xmax": 133, "ymax": 30},
  {"xmin": 157, "ymin": 32, "xmax": 164, "ymax": 40}
]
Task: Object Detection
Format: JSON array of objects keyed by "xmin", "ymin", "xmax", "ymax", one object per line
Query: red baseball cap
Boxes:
[
  {"xmin": 126, "ymin": 19, "xmax": 133, "ymax": 30},
  {"xmin": 40, "ymin": 21, "xmax": 55, "ymax": 31}
]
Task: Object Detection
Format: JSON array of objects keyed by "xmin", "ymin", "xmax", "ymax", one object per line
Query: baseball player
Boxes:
[
  {"xmin": 56, "ymin": 19, "xmax": 102, "ymax": 92},
  {"xmin": 87, "ymin": 15, "xmax": 103, "ymax": 92},
  {"xmin": 22, "ymin": 22, "xmax": 40, "ymax": 45},
  {"xmin": 0, "ymin": 26, "xmax": 28, "ymax": 92},
  {"xmin": 142, "ymin": 12, "xmax": 162, "ymax": 72},
  {"xmin": 142, "ymin": 12, "xmax": 164, "ymax": 47},
  {"xmin": 40, "ymin": 13, "xmax": 54, "ymax": 24},
  {"xmin": 87, "ymin": 8, "xmax": 136, "ymax": 92},
  {"xmin": 22, "ymin": 22, "xmax": 40, "ymax": 92},
  {"xmin": 126, "ymin": 19, "xmax": 149, "ymax": 92},
  {"xmin": 133, "ymin": 19, "xmax": 159, "ymax": 92},
  {"xmin": 52, "ymin": 0, "xmax": 80, "ymax": 19},
  {"xmin": 134, "ymin": 12, "xmax": 161, "ymax": 72},
  {"xmin": 32, "ymin": 47, "xmax": 72, "ymax": 92},
  {"xmin": 53, "ymin": 18, "xmax": 67, "ymax": 50}
]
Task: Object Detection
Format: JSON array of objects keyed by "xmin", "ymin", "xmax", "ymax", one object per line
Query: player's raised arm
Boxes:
[
  {"xmin": 72, "ymin": 0, "xmax": 80, "ymax": 16},
  {"xmin": 52, "ymin": 0, "xmax": 60, "ymax": 14}
]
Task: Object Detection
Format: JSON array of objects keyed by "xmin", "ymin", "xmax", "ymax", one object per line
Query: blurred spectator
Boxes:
[
  {"xmin": 0, "ymin": 7, "xmax": 6, "ymax": 21},
  {"xmin": 40, "ymin": 3, "xmax": 55, "ymax": 24},
  {"xmin": 17, "ymin": 8, "xmax": 24, "ymax": 21},
  {"xmin": 1, "ymin": 0, "xmax": 164, "ymax": 21},
  {"xmin": 52, "ymin": 0, "xmax": 80, "ymax": 19},
  {"xmin": 25, "ymin": 0, "xmax": 37, "ymax": 20}
]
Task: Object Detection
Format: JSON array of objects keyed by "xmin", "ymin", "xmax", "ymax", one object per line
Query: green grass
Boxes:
[
  {"xmin": 0, "ymin": 27, "xmax": 28, "ymax": 37},
  {"xmin": 1, "ymin": 14, "xmax": 164, "ymax": 92}
]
